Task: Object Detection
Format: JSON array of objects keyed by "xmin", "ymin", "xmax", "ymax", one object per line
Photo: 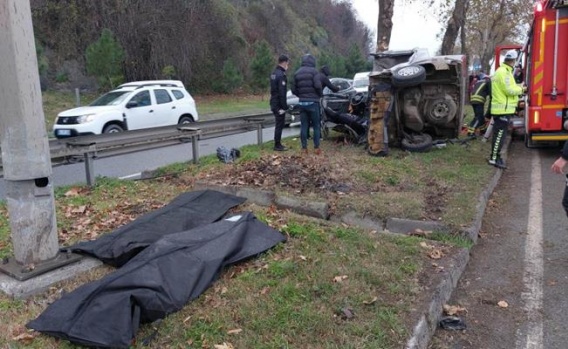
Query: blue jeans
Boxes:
[{"xmin": 299, "ymin": 103, "xmax": 320, "ymax": 149}]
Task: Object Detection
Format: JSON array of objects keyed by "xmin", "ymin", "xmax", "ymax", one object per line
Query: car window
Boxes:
[
  {"xmin": 353, "ymin": 78, "xmax": 369, "ymax": 88},
  {"xmin": 90, "ymin": 91, "xmax": 131, "ymax": 106},
  {"xmin": 154, "ymin": 89, "xmax": 173, "ymax": 104},
  {"xmin": 335, "ymin": 81, "xmax": 350, "ymax": 91},
  {"xmin": 129, "ymin": 90, "xmax": 151, "ymax": 107},
  {"xmin": 171, "ymin": 89, "xmax": 185, "ymax": 100}
]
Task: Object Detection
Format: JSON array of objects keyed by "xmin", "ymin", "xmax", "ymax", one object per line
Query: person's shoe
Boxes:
[
  {"xmin": 488, "ymin": 158, "xmax": 507, "ymax": 169},
  {"xmin": 314, "ymin": 148, "xmax": 322, "ymax": 155},
  {"xmin": 301, "ymin": 148, "xmax": 308, "ymax": 155},
  {"xmin": 273, "ymin": 145, "xmax": 288, "ymax": 151},
  {"xmin": 466, "ymin": 132, "xmax": 476, "ymax": 140}
]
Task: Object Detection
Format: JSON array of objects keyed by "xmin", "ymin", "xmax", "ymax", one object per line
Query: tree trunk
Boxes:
[
  {"xmin": 440, "ymin": 0, "xmax": 469, "ymax": 55},
  {"xmin": 376, "ymin": 0, "xmax": 394, "ymax": 53}
]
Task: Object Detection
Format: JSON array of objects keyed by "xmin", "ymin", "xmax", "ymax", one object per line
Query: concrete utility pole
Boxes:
[{"xmin": 0, "ymin": 0, "xmax": 65, "ymax": 279}]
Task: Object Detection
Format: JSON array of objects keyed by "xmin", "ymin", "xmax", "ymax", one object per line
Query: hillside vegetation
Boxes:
[{"xmin": 31, "ymin": 0, "xmax": 373, "ymax": 93}]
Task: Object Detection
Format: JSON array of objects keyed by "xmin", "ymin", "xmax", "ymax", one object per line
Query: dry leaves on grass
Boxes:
[
  {"xmin": 443, "ymin": 304, "xmax": 467, "ymax": 316},
  {"xmin": 419, "ymin": 241, "xmax": 445, "ymax": 260},
  {"xmin": 205, "ymin": 154, "xmax": 352, "ymax": 193},
  {"xmin": 333, "ymin": 275, "xmax": 348, "ymax": 283},
  {"xmin": 214, "ymin": 343, "xmax": 234, "ymax": 349}
]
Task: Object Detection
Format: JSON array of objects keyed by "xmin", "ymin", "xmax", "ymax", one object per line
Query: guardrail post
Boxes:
[
  {"xmin": 75, "ymin": 88, "xmax": 81, "ymax": 107},
  {"xmin": 257, "ymin": 123, "xmax": 263, "ymax": 146},
  {"xmin": 84, "ymin": 152, "xmax": 95, "ymax": 186},
  {"xmin": 191, "ymin": 135, "xmax": 200, "ymax": 164}
]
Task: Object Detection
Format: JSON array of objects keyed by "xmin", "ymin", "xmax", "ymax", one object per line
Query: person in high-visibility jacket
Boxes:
[
  {"xmin": 467, "ymin": 73, "xmax": 491, "ymax": 137},
  {"xmin": 488, "ymin": 50, "xmax": 524, "ymax": 169}
]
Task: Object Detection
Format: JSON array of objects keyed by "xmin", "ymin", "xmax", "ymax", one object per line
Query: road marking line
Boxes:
[{"xmin": 518, "ymin": 152, "xmax": 544, "ymax": 349}]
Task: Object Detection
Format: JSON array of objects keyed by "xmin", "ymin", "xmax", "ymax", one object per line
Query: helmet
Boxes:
[{"xmin": 504, "ymin": 50, "xmax": 518, "ymax": 60}]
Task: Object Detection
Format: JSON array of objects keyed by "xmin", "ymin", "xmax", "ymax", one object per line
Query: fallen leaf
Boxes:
[
  {"xmin": 498, "ymin": 300, "xmax": 509, "ymax": 308},
  {"xmin": 333, "ymin": 275, "xmax": 348, "ymax": 283},
  {"xmin": 64, "ymin": 188, "xmax": 80, "ymax": 197},
  {"xmin": 299, "ymin": 255, "xmax": 307, "ymax": 261},
  {"xmin": 227, "ymin": 328, "xmax": 242, "ymax": 335},
  {"xmin": 214, "ymin": 343, "xmax": 234, "ymax": 349},
  {"xmin": 260, "ymin": 287, "xmax": 270, "ymax": 295},
  {"xmin": 428, "ymin": 249, "xmax": 444, "ymax": 259},
  {"xmin": 443, "ymin": 304, "xmax": 467, "ymax": 316},
  {"xmin": 363, "ymin": 297, "xmax": 378, "ymax": 305},
  {"xmin": 12, "ymin": 332, "xmax": 37, "ymax": 342},
  {"xmin": 183, "ymin": 315, "xmax": 192, "ymax": 324}
]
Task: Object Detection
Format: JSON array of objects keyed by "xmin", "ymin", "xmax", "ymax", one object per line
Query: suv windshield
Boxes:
[
  {"xmin": 353, "ymin": 78, "xmax": 369, "ymax": 88},
  {"xmin": 90, "ymin": 91, "xmax": 131, "ymax": 106}
]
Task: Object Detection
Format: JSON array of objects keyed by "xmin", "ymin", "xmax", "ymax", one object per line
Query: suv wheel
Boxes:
[
  {"xmin": 391, "ymin": 65, "xmax": 426, "ymax": 87},
  {"xmin": 401, "ymin": 132, "xmax": 433, "ymax": 152},
  {"xmin": 178, "ymin": 116, "xmax": 194, "ymax": 124},
  {"xmin": 426, "ymin": 97, "xmax": 457, "ymax": 125},
  {"xmin": 103, "ymin": 124, "xmax": 124, "ymax": 134}
]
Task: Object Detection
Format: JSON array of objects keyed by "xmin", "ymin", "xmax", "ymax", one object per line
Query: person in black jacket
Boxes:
[
  {"xmin": 306, "ymin": 65, "xmax": 340, "ymax": 140},
  {"xmin": 269, "ymin": 54, "xmax": 290, "ymax": 151},
  {"xmin": 467, "ymin": 73, "xmax": 491, "ymax": 138},
  {"xmin": 292, "ymin": 54, "xmax": 322, "ymax": 154},
  {"xmin": 551, "ymin": 141, "xmax": 568, "ymax": 217}
]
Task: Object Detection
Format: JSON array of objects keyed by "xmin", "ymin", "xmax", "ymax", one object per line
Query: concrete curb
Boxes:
[{"xmin": 404, "ymin": 137, "xmax": 510, "ymax": 349}]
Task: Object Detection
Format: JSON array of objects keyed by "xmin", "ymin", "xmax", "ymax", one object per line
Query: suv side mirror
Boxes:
[{"xmin": 126, "ymin": 100, "xmax": 138, "ymax": 108}]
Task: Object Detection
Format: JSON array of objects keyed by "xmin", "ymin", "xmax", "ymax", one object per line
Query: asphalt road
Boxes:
[
  {"xmin": 431, "ymin": 140, "xmax": 567, "ymax": 349},
  {"xmin": 0, "ymin": 126, "xmax": 300, "ymax": 199}
]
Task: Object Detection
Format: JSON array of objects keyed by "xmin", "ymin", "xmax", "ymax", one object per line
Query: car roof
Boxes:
[{"xmin": 116, "ymin": 80, "xmax": 185, "ymax": 90}]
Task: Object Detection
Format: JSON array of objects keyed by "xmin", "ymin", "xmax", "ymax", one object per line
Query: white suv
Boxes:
[{"xmin": 53, "ymin": 80, "xmax": 199, "ymax": 138}]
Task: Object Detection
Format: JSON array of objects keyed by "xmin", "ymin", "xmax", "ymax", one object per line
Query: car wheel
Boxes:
[
  {"xmin": 102, "ymin": 124, "xmax": 124, "ymax": 134},
  {"xmin": 178, "ymin": 116, "xmax": 194, "ymax": 124},
  {"xmin": 401, "ymin": 132, "xmax": 433, "ymax": 152},
  {"xmin": 425, "ymin": 97, "xmax": 457, "ymax": 125},
  {"xmin": 391, "ymin": 65, "xmax": 426, "ymax": 87}
]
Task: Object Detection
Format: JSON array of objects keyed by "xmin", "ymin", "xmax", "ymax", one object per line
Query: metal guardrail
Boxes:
[{"xmin": 1, "ymin": 112, "xmax": 277, "ymax": 185}]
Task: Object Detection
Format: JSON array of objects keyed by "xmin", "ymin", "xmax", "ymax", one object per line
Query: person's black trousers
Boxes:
[
  {"xmin": 490, "ymin": 115, "xmax": 510, "ymax": 161},
  {"xmin": 469, "ymin": 103, "xmax": 485, "ymax": 130},
  {"xmin": 563, "ymin": 175, "xmax": 568, "ymax": 217},
  {"xmin": 272, "ymin": 110, "xmax": 285, "ymax": 147}
]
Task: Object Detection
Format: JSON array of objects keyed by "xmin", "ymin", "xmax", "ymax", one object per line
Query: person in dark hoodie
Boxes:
[
  {"xmin": 551, "ymin": 141, "xmax": 568, "ymax": 217},
  {"xmin": 292, "ymin": 54, "xmax": 323, "ymax": 154},
  {"xmin": 306, "ymin": 65, "xmax": 340, "ymax": 140},
  {"xmin": 269, "ymin": 54, "xmax": 290, "ymax": 151}
]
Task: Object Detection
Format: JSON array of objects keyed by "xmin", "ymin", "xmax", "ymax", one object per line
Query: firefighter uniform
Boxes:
[
  {"xmin": 488, "ymin": 51, "xmax": 523, "ymax": 168},
  {"xmin": 468, "ymin": 76, "xmax": 491, "ymax": 136}
]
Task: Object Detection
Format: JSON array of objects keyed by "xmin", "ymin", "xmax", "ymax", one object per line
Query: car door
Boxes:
[
  {"xmin": 152, "ymin": 88, "xmax": 177, "ymax": 127},
  {"xmin": 123, "ymin": 90, "xmax": 156, "ymax": 130}
]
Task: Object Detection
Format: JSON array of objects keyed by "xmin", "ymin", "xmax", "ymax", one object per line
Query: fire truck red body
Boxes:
[{"xmin": 498, "ymin": 0, "xmax": 568, "ymax": 146}]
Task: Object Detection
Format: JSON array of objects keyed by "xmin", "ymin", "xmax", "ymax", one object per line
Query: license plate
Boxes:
[{"xmin": 56, "ymin": 129, "xmax": 71, "ymax": 136}]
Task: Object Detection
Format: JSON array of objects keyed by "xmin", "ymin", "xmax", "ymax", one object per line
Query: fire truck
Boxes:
[{"xmin": 496, "ymin": 0, "xmax": 568, "ymax": 147}]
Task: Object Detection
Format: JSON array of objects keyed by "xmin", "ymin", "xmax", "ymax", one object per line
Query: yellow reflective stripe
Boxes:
[{"xmin": 470, "ymin": 96, "xmax": 485, "ymax": 103}]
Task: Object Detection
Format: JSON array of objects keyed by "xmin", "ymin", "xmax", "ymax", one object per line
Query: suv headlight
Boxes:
[{"xmin": 76, "ymin": 114, "xmax": 97, "ymax": 123}]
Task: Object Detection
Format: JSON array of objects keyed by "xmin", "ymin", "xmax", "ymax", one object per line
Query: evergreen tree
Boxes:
[
  {"xmin": 318, "ymin": 52, "xmax": 348, "ymax": 79},
  {"xmin": 345, "ymin": 43, "xmax": 368, "ymax": 77},
  {"xmin": 85, "ymin": 28, "xmax": 125, "ymax": 89},
  {"xmin": 249, "ymin": 40, "xmax": 273, "ymax": 93},
  {"xmin": 215, "ymin": 59, "xmax": 243, "ymax": 93}
]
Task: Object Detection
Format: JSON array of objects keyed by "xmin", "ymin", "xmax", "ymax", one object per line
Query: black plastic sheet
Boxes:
[
  {"xmin": 68, "ymin": 190, "xmax": 246, "ymax": 267},
  {"xmin": 28, "ymin": 212, "xmax": 286, "ymax": 348}
]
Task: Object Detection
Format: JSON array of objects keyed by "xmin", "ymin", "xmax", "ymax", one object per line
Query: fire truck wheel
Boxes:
[
  {"xmin": 401, "ymin": 132, "xmax": 433, "ymax": 153},
  {"xmin": 391, "ymin": 65, "xmax": 426, "ymax": 87}
]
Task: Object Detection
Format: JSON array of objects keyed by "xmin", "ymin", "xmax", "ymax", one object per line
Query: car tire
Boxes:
[
  {"xmin": 102, "ymin": 124, "xmax": 124, "ymax": 134},
  {"xmin": 178, "ymin": 116, "xmax": 194, "ymax": 124},
  {"xmin": 425, "ymin": 97, "xmax": 457, "ymax": 125},
  {"xmin": 401, "ymin": 132, "xmax": 433, "ymax": 153},
  {"xmin": 391, "ymin": 65, "xmax": 426, "ymax": 87}
]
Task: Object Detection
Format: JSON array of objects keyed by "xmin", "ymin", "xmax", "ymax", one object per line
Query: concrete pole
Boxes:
[{"xmin": 0, "ymin": 0, "xmax": 59, "ymax": 265}]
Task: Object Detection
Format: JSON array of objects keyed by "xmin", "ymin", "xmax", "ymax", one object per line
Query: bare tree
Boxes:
[
  {"xmin": 439, "ymin": 0, "xmax": 469, "ymax": 54},
  {"xmin": 376, "ymin": 0, "xmax": 395, "ymax": 52}
]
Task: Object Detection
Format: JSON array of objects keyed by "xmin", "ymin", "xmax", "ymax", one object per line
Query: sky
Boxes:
[{"xmin": 351, "ymin": 0, "xmax": 443, "ymax": 55}]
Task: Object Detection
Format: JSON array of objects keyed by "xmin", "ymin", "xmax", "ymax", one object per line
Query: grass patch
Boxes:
[
  {"xmin": 0, "ymin": 103, "xmax": 493, "ymax": 348},
  {"xmin": 429, "ymin": 232, "xmax": 474, "ymax": 249}
]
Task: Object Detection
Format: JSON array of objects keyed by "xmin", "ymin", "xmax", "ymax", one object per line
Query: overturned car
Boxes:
[{"xmin": 367, "ymin": 48, "xmax": 467, "ymax": 155}]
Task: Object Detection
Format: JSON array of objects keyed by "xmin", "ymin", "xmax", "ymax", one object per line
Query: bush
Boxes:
[{"xmin": 85, "ymin": 28, "xmax": 125, "ymax": 90}]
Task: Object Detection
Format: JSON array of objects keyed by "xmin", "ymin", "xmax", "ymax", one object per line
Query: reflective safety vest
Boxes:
[
  {"xmin": 490, "ymin": 64, "xmax": 523, "ymax": 115},
  {"xmin": 470, "ymin": 80, "xmax": 490, "ymax": 105}
]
